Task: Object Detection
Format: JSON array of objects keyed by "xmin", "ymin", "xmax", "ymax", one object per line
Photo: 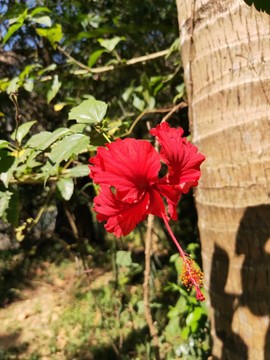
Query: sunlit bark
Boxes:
[{"xmin": 176, "ymin": 1, "xmax": 270, "ymax": 358}]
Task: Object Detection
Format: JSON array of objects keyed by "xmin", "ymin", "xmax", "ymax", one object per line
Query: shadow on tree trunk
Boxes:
[{"xmin": 210, "ymin": 204, "xmax": 270, "ymax": 360}]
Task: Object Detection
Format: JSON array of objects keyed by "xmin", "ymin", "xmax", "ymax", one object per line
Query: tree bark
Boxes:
[{"xmin": 176, "ymin": 1, "xmax": 270, "ymax": 359}]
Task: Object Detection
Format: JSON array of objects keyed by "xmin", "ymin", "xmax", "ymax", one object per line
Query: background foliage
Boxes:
[{"xmin": 0, "ymin": 1, "xmax": 210, "ymax": 359}]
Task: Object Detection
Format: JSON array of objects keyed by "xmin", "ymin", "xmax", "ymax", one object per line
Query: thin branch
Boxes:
[
  {"xmin": 160, "ymin": 101, "xmax": 187, "ymax": 123},
  {"xmin": 57, "ymin": 45, "xmax": 169, "ymax": 74},
  {"xmin": 143, "ymin": 214, "xmax": 161, "ymax": 360},
  {"xmin": 64, "ymin": 205, "xmax": 90, "ymax": 278},
  {"xmin": 124, "ymin": 101, "xmax": 187, "ymax": 136},
  {"xmin": 9, "ymin": 92, "xmax": 22, "ymax": 146}
]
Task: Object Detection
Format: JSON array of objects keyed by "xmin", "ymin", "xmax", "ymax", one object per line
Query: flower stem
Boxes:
[
  {"xmin": 162, "ymin": 214, "xmax": 205, "ymax": 301},
  {"xmin": 162, "ymin": 214, "xmax": 187, "ymax": 259}
]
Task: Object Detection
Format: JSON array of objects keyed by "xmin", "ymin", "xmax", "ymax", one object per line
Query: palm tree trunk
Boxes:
[{"xmin": 176, "ymin": 1, "xmax": 270, "ymax": 359}]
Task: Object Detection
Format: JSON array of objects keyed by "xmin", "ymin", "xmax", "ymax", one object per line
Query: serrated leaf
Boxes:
[
  {"xmin": 11, "ymin": 121, "xmax": 37, "ymax": 145},
  {"xmin": 49, "ymin": 134, "xmax": 89, "ymax": 164},
  {"xmin": 57, "ymin": 177, "xmax": 74, "ymax": 200},
  {"xmin": 68, "ymin": 97, "xmax": 107, "ymax": 125},
  {"xmin": 26, "ymin": 127, "xmax": 71, "ymax": 150},
  {"xmin": 31, "ymin": 15, "xmax": 52, "ymax": 27},
  {"xmin": 7, "ymin": 187, "xmax": 19, "ymax": 225},
  {"xmin": 0, "ymin": 150, "xmax": 16, "ymax": 187},
  {"xmin": 98, "ymin": 36, "xmax": 125, "ymax": 52},
  {"xmin": 64, "ymin": 165, "xmax": 90, "ymax": 177},
  {"xmin": 47, "ymin": 75, "xmax": 62, "ymax": 103},
  {"xmin": 0, "ymin": 190, "xmax": 13, "ymax": 222}
]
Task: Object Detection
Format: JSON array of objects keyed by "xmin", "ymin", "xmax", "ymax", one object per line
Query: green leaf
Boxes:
[
  {"xmin": 0, "ymin": 150, "xmax": 16, "ymax": 187},
  {"xmin": 0, "ymin": 190, "xmax": 13, "ymax": 222},
  {"xmin": 180, "ymin": 326, "xmax": 190, "ymax": 340},
  {"xmin": 84, "ymin": 13, "xmax": 102, "ymax": 28},
  {"xmin": 36, "ymin": 24, "xmax": 63, "ymax": 48},
  {"xmin": 6, "ymin": 187, "xmax": 19, "ymax": 225},
  {"xmin": 165, "ymin": 317, "xmax": 182, "ymax": 339},
  {"xmin": 49, "ymin": 134, "xmax": 89, "ymax": 164},
  {"xmin": 173, "ymin": 83, "xmax": 185, "ymax": 103},
  {"xmin": 6, "ymin": 77, "xmax": 20, "ymax": 94},
  {"xmin": 69, "ymin": 123, "xmax": 87, "ymax": 133},
  {"xmin": 186, "ymin": 307, "xmax": 206, "ymax": 327},
  {"xmin": 11, "ymin": 121, "xmax": 37, "ymax": 145},
  {"xmin": 132, "ymin": 95, "xmax": 145, "ymax": 111},
  {"xmin": 146, "ymin": 96, "xmax": 155, "ymax": 109},
  {"xmin": 116, "ymin": 251, "xmax": 132, "ymax": 267},
  {"xmin": 57, "ymin": 178, "xmax": 74, "ymax": 200},
  {"xmin": 166, "ymin": 37, "xmax": 180, "ymax": 59},
  {"xmin": 47, "ymin": 75, "xmax": 62, "ymax": 103},
  {"xmin": 98, "ymin": 36, "xmax": 125, "ymax": 52},
  {"xmin": 25, "ymin": 153, "xmax": 42, "ymax": 170},
  {"xmin": 23, "ymin": 79, "xmax": 34, "ymax": 92},
  {"xmin": 64, "ymin": 165, "xmax": 90, "ymax": 177},
  {"xmin": 122, "ymin": 86, "xmax": 134, "ymax": 102},
  {"xmin": 68, "ymin": 97, "xmax": 107, "ymax": 125},
  {"xmin": 3, "ymin": 23, "xmax": 23, "ymax": 44},
  {"xmin": 31, "ymin": 15, "xmax": 52, "ymax": 27},
  {"xmin": 30, "ymin": 7, "xmax": 51, "ymax": 17},
  {"xmin": 0, "ymin": 150, "xmax": 15, "ymax": 172},
  {"xmin": 37, "ymin": 63, "xmax": 57, "ymax": 76},
  {"xmin": 3, "ymin": 9, "xmax": 28, "ymax": 44},
  {"xmin": 54, "ymin": 103, "xmax": 67, "ymax": 111},
  {"xmin": 0, "ymin": 140, "xmax": 10, "ymax": 150},
  {"xmin": 167, "ymin": 296, "xmax": 187, "ymax": 319},
  {"xmin": 26, "ymin": 128, "xmax": 71, "ymax": 150},
  {"xmin": 87, "ymin": 49, "xmax": 106, "ymax": 67},
  {"xmin": 47, "ymin": 24, "xmax": 63, "ymax": 46}
]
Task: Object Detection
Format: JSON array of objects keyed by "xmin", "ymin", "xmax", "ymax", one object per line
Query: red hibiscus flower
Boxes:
[{"xmin": 89, "ymin": 123, "xmax": 205, "ymax": 301}]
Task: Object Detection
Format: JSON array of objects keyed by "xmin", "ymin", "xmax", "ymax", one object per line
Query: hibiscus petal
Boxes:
[
  {"xmin": 89, "ymin": 139, "xmax": 161, "ymax": 202},
  {"xmin": 154, "ymin": 182, "xmax": 181, "ymax": 220},
  {"xmin": 147, "ymin": 188, "xmax": 166, "ymax": 218},
  {"xmin": 93, "ymin": 186, "xmax": 149, "ymax": 237},
  {"xmin": 150, "ymin": 122, "xmax": 205, "ymax": 193}
]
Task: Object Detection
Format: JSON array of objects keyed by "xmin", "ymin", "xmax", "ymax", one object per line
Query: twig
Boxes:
[
  {"xmin": 64, "ymin": 205, "xmax": 90, "ymax": 279},
  {"xmin": 57, "ymin": 45, "xmax": 169, "ymax": 74},
  {"xmin": 9, "ymin": 92, "xmax": 22, "ymax": 146},
  {"xmin": 124, "ymin": 101, "xmax": 187, "ymax": 136},
  {"xmin": 160, "ymin": 101, "xmax": 187, "ymax": 123},
  {"xmin": 143, "ymin": 214, "xmax": 161, "ymax": 360}
]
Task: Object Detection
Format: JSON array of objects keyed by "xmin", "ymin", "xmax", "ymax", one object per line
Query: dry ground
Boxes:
[{"xmin": 0, "ymin": 261, "xmax": 112, "ymax": 360}]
